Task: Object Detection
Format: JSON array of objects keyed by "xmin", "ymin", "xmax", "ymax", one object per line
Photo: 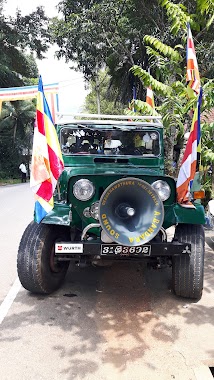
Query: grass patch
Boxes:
[{"xmin": 0, "ymin": 178, "xmax": 22, "ymax": 186}]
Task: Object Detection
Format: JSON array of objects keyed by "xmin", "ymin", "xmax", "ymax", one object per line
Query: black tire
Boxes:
[
  {"xmin": 17, "ymin": 222, "xmax": 70, "ymax": 294},
  {"xmin": 172, "ymin": 224, "xmax": 205, "ymax": 300}
]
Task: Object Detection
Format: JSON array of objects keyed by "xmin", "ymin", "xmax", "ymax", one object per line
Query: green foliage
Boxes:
[
  {"xmin": 198, "ymin": 0, "xmax": 214, "ymax": 14},
  {"xmin": 84, "ymin": 70, "xmax": 124, "ymax": 115},
  {"xmin": 130, "ymin": 52, "xmax": 214, "ymax": 177},
  {"xmin": 0, "ymin": 111, "xmax": 20, "ymax": 178},
  {"xmin": 159, "ymin": 0, "xmax": 190, "ymax": 35},
  {"xmin": 0, "ymin": 4, "xmax": 50, "ymax": 88},
  {"xmin": 200, "ymin": 121, "xmax": 214, "ymax": 202},
  {"xmin": 126, "ymin": 99, "xmax": 159, "ymax": 116},
  {"xmin": 50, "ymin": 0, "xmax": 214, "ymax": 104},
  {"xmin": 0, "ymin": 100, "xmax": 35, "ymax": 179},
  {"xmin": 144, "ymin": 35, "xmax": 181, "ymax": 61},
  {"xmin": 50, "ymin": 0, "xmax": 169, "ymax": 103},
  {"xmin": 51, "ymin": 2, "xmax": 113, "ymax": 79},
  {"xmin": 127, "ymin": 1, "xmax": 214, "ymax": 179},
  {"xmin": 0, "ymin": 3, "xmax": 51, "ymax": 179},
  {"xmin": 130, "ymin": 66, "xmax": 172, "ymax": 96},
  {"xmin": 159, "ymin": 99, "xmax": 185, "ymax": 134},
  {"xmin": 14, "ymin": 7, "xmax": 50, "ymax": 59},
  {"xmin": 201, "ymin": 122, "xmax": 214, "ymax": 166},
  {"xmin": 202, "ymin": 79, "xmax": 214, "ymax": 110},
  {"xmin": 197, "ymin": 0, "xmax": 214, "ymax": 28}
]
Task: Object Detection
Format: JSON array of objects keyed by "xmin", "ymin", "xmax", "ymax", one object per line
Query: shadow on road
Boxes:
[
  {"xmin": 0, "ymin": 241, "xmax": 213, "ymax": 379},
  {"xmin": 205, "ymin": 229, "xmax": 214, "ymax": 251}
]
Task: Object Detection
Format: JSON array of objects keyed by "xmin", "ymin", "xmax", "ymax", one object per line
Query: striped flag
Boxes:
[
  {"xmin": 30, "ymin": 76, "xmax": 64, "ymax": 223},
  {"xmin": 186, "ymin": 23, "xmax": 200, "ymax": 96},
  {"xmin": 176, "ymin": 88, "xmax": 202, "ymax": 207},
  {"xmin": 146, "ymin": 86, "xmax": 155, "ymax": 108}
]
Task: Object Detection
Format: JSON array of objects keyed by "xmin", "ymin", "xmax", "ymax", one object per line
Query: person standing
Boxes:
[{"xmin": 19, "ymin": 162, "xmax": 27, "ymax": 183}]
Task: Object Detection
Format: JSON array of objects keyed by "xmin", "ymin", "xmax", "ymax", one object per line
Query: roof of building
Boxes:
[{"xmin": 201, "ymin": 109, "xmax": 214, "ymax": 123}]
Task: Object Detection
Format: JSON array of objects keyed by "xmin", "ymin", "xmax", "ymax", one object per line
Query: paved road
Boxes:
[
  {"xmin": 0, "ymin": 184, "xmax": 213, "ymax": 380},
  {"xmin": 0, "ymin": 184, "xmax": 34, "ymax": 304},
  {"xmin": 206, "ymin": 229, "xmax": 214, "ymax": 251}
]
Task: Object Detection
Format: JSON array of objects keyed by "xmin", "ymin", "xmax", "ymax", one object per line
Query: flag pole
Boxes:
[{"xmin": 176, "ymin": 23, "xmax": 202, "ymax": 208}]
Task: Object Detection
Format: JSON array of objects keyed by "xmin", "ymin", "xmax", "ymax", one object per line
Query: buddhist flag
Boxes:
[
  {"xmin": 176, "ymin": 88, "xmax": 202, "ymax": 207},
  {"xmin": 30, "ymin": 76, "xmax": 64, "ymax": 223},
  {"xmin": 146, "ymin": 86, "xmax": 155, "ymax": 108},
  {"xmin": 186, "ymin": 23, "xmax": 200, "ymax": 97}
]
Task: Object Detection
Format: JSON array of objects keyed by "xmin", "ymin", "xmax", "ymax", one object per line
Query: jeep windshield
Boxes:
[{"xmin": 60, "ymin": 125, "xmax": 160, "ymax": 157}]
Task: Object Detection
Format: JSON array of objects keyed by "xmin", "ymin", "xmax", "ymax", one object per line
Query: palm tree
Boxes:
[{"xmin": 0, "ymin": 100, "xmax": 36, "ymax": 178}]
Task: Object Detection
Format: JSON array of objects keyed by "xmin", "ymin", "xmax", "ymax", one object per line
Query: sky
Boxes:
[{"xmin": 3, "ymin": 0, "xmax": 89, "ymax": 114}]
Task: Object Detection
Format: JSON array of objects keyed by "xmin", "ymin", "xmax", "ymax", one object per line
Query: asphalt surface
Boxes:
[{"xmin": 0, "ymin": 184, "xmax": 213, "ymax": 380}]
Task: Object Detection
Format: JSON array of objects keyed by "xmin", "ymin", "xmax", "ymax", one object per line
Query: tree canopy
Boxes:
[
  {"xmin": 51, "ymin": 0, "xmax": 214, "ymax": 103},
  {"xmin": 84, "ymin": 70, "xmax": 124, "ymax": 114},
  {"xmin": 0, "ymin": 0, "xmax": 51, "ymax": 179},
  {"xmin": 0, "ymin": 1, "xmax": 50, "ymax": 88}
]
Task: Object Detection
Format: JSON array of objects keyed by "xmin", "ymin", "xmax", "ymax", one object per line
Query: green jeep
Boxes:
[{"xmin": 17, "ymin": 114, "xmax": 206, "ymax": 299}]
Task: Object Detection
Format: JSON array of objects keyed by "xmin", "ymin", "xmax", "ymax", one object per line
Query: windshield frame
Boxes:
[{"xmin": 59, "ymin": 124, "xmax": 161, "ymax": 158}]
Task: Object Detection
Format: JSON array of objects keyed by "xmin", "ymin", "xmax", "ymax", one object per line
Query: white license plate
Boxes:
[{"xmin": 101, "ymin": 245, "xmax": 151, "ymax": 256}]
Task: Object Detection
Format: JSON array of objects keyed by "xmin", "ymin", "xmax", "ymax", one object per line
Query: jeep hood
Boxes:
[{"xmin": 62, "ymin": 164, "xmax": 164, "ymax": 178}]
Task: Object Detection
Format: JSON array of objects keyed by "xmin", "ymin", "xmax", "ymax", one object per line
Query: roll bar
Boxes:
[{"xmin": 57, "ymin": 113, "xmax": 162, "ymax": 120}]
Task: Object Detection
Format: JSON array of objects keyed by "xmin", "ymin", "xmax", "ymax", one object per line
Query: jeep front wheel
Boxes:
[
  {"xmin": 17, "ymin": 222, "xmax": 70, "ymax": 294},
  {"xmin": 172, "ymin": 224, "xmax": 205, "ymax": 300}
]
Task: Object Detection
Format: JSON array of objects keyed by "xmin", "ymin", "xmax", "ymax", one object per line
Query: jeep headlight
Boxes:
[
  {"xmin": 151, "ymin": 180, "xmax": 171, "ymax": 201},
  {"xmin": 73, "ymin": 179, "xmax": 95, "ymax": 201}
]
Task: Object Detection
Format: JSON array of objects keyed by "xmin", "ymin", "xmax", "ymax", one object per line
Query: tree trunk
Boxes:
[
  {"xmin": 95, "ymin": 75, "xmax": 101, "ymax": 115},
  {"xmin": 164, "ymin": 126, "xmax": 177, "ymax": 176},
  {"xmin": 13, "ymin": 121, "xmax": 17, "ymax": 144},
  {"xmin": 212, "ymin": 162, "xmax": 214, "ymax": 193}
]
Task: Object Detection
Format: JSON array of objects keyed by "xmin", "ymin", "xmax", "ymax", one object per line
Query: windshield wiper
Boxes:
[{"xmin": 77, "ymin": 124, "xmax": 95, "ymax": 130}]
